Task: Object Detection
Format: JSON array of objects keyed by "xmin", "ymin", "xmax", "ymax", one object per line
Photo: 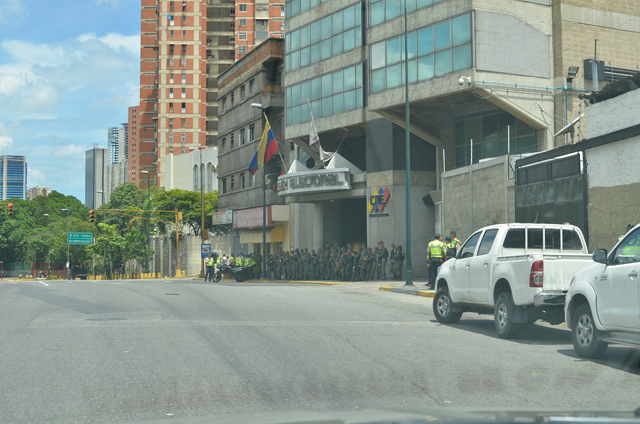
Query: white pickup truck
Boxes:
[
  {"xmin": 433, "ymin": 223, "xmax": 594, "ymax": 338},
  {"xmin": 565, "ymin": 224, "xmax": 640, "ymax": 358}
]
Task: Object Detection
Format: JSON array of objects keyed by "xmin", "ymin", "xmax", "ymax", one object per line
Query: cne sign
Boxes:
[{"xmin": 277, "ymin": 168, "xmax": 351, "ymax": 197}]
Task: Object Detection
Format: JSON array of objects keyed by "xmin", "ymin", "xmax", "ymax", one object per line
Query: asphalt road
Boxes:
[{"xmin": 1, "ymin": 279, "xmax": 639, "ymax": 423}]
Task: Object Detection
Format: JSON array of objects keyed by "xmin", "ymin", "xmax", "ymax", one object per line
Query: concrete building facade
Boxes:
[
  {"xmin": 139, "ymin": 0, "xmax": 235, "ymax": 189},
  {"xmin": 0, "ymin": 155, "xmax": 27, "ymax": 200},
  {"xmin": 216, "ymin": 38, "xmax": 290, "ymax": 254},
  {"xmin": 127, "ymin": 106, "xmax": 140, "ymax": 185},
  {"xmin": 164, "ymin": 146, "xmax": 218, "ymax": 192},
  {"xmin": 26, "ymin": 186, "xmax": 52, "ymax": 200},
  {"xmin": 281, "ymin": 0, "xmax": 640, "ymax": 277},
  {"xmin": 234, "ymin": 0, "xmax": 286, "ymax": 59},
  {"xmin": 85, "ymin": 145, "xmax": 107, "ymax": 209}
]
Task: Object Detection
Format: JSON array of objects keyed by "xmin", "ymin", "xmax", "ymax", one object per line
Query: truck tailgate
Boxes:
[{"xmin": 542, "ymin": 254, "xmax": 594, "ymax": 291}]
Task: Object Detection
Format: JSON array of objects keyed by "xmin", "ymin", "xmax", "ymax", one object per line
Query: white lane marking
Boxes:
[{"xmin": 38, "ymin": 281, "xmax": 49, "ymax": 287}]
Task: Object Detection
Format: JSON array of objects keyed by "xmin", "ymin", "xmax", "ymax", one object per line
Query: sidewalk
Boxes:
[{"xmin": 377, "ymin": 279, "xmax": 435, "ymax": 298}]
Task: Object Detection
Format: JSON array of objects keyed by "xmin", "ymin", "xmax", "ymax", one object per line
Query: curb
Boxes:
[
  {"xmin": 379, "ymin": 286, "xmax": 435, "ymax": 298},
  {"xmin": 246, "ymin": 279, "xmax": 347, "ymax": 286}
]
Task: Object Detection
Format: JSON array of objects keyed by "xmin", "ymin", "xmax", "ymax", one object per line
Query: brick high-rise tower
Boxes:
[{"xmin": 139, "ymin": 0, "xmax": 234, "ymax": 187}]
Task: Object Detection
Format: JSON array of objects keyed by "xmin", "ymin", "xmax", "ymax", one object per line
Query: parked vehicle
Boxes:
[
  {"xmin": 214, "ymin": 264, "xmax": 246, "ymax": 283},
  {"xmin": 434, "ymin": 224, "xmax": 594, "ymax": 338},
  {"xmin": 565, "ymin": 224, "xmax": 640, "ymax": 358}
]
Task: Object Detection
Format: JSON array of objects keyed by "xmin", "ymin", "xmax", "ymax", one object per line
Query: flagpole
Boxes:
[{"xmin": 262, "ymin": 111, "xmax": 267, "ymax": 280}]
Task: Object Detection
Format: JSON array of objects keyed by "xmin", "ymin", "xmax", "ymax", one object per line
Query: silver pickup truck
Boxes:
[{"xmin": 433, "ymin": 224, "xmax": 594, "ymax": 338}]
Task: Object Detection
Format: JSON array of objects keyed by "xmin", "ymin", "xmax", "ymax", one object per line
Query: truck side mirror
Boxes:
[{"xmin": 593, "ymin": 249, "xmax": 608, "ymax": 264}]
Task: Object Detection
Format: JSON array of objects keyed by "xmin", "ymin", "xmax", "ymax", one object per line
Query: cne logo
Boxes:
[{"xmin": 368, "ymin": 188, "xmax": 391, "ymax": 213}]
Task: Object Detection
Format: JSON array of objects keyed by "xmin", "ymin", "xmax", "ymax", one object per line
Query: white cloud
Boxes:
[
  {"xmin": 0, "ymin": 0, "xmax": 26, "ymax": 22},
  {"xmin": 53, "ymin": 143, "xmax": 87, "ymax": 158},
  {"xmin": 77, "ymin": 32, "xmax": 139, "ymax": 56},
  {"xmin": 0, "ymin": 136, "xmax": 14, "ymax": 149},
  {"xmin": 94, "ymin": 0, "xmax": 120, "ymax": 5},
  {"xmin": 27, "ymin": 168, "xmax": 47, "ymax": 187}
]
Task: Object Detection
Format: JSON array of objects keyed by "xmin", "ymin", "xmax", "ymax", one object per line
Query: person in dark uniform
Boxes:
[{"xmin": 378, "ymin": 241, "xmax": 389, "ymax": 280}]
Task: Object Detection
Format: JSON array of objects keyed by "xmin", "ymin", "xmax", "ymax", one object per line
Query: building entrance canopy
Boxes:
[
  {"xmin": 239, "ymin": 226, "xmax": 284, "ymax": 244},
  {"xmin": 277, "ymin": 168, "xmax": 352, "ymax": 197}
]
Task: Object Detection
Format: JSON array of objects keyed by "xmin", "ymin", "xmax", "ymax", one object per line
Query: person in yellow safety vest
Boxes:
[
  {"xmin": 247, "ymin": 255, "xmax": 256, "ymax": 280},
  {"xmin": 427, "ymin": 233, "xmax": 447, "ymax": 289},
  {"xmin": 205, "ymin": 255, "xmax": 215, "ymax": 282},
  {"xmin": 449, "ymin": 231, "xmax": 462, "ymax": 252}
]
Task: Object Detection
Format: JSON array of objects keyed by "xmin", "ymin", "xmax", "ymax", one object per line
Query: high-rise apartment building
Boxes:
[
  {"xmin": 108, "ymin": 125, "xmax": 128, "ymax": 166},
  {"xmin": 127, "ymin": 106, "xmax": 140, "ymax": 185},
  {"xmin": 139, "ymin": 0, "xmax": 234, "ymax": 187},
  {"xmin": 85, "ymin": 145, "xmax": 107, "ymax": 209},
  {"xmin": 0, "ymin": 155, "xmax": 27, "ymax": 200},
  {"xmin": 26, "ymin": 186, "xmax": 52, "ymax": 200},
  {"xmin": 234, "ymin": 0, "xmax": 286, "ymax": 59}
]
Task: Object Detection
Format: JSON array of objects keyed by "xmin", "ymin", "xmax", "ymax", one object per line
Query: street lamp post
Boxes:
[
  {"xmin": 61, "ymin": 208, "xmax": 70, "ymax": 280},
  {"xmin": 96, "ymin": 189, "xmax": 107, "ymax": 277},
  {"xmin": 251, "ymin": 103, "xmax": 267, "ymax": 279},
  {"xmin": 140, "ymin": 170, "xmax": 151, "ymax": 273},
  {"xmin": 189, "ymin": 146, "xmax": 206, "ymax": 278}
]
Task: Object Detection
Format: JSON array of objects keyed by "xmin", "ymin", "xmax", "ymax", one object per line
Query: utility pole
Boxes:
[
  {"xmin": 140, "ymin": 170, "xmax": 151, "ymax": 272},
  {"xmin": 61, "ymin": 208, "xmax": 70, "ymax": 280}
]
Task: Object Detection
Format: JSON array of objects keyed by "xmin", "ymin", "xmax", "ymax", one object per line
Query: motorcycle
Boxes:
[{"xmin": 213, "ymin": 264, "xmax": 245, "ymax": 283}]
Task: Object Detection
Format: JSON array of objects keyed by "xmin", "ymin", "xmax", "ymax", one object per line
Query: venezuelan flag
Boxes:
[{"xmin": 248, "ymin": 116, "xmax": 279, "ymax": 175}]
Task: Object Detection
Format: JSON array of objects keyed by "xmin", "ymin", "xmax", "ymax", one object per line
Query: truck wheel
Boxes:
[
  {"xmin": 433, "ymin": 288, "xmax": 462, "ymax": 324},
  {"xmin": 572, "ymin": 303, "xmax": 608, "ymax": 359},
  {"xmin": 494, "ymin": 292, "xmax": 521, "ymax": 339}
]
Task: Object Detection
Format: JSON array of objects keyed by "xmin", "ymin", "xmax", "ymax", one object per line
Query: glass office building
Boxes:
[{"xmin": 0, "ymin": 155, "xmax": 27, "ymax": 200}]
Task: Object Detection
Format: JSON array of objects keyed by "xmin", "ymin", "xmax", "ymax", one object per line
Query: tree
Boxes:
[{"xmin": 152, "ymin": 188, "xmax": 219, "ymax": 236}]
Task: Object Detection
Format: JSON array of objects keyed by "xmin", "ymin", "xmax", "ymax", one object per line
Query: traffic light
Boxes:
[
  {"xmin": 8, "ymin": 203, "xmax": 12, "ymax": 217},
  {"xmin": 89, "ymin": 210, "xmax": 95, "ymax": 223}
]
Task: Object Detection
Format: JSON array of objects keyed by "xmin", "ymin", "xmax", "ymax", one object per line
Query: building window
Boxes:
[
  {"xmin": 230, "ymin": 175, "xmax": 235, "ymax": 191},
  {"xmin": 285, "ymin": 4, "xmax": 362, "ymax": 72},
  {"xmin": 281, "ymin": 20, "xmax": 285, "ymax": 30},
  {"xmin": 181, "ymin": 132, "xmax": 186, "ymax": 143},
  {"xmin": 169, "ymin": 118, "xmax": 174, "ymax": 127},
  {"xmin": 183, "ymin": 1, "xmax": 187, "ymax": 12},
  {"xmin": 453, "ymin": 109, "xmax": 537, "ymax": 167},
  {"xmin": 239, "ymin": 45, "xmax": 248, "ymax": 55},
  {"xmin": 169, "ymin": 14, "xmax": 175, "ymax": 25},
  {"xmin": 248, "ymin": 125, "xmax": 255, "ymax": 142},
  {"xmin": 221, "ymin": 137, "xmax": 226, "ymax": 152},
  {"xmin": 169, "ymin": 102, "xmax": 174, "ymax": 113},
  {"xmin": 239, "ymin": 4, "xmax": 247, "ymax": 11},
  {"xmin": 230, "ymin": 50, "xmax": 235, "ymax": 59},
  {"xmin": 181, "ymin": 44, "xmax": 187, "ymax": 55},
  {"xmin": 239, "ymin": 128, "xmax": 245, "ymax": 145},
  {"xmin": 182, "ymin": 73, "xmax": 186, "ymax": 83},
  {"xmin": 169, "ymin": 131, "xmax": 174, "ymax": 143},
  {"xmin": 169, "ymin": 73, "xmax": 174, "ymax": 83},
  {"xmin": 222, "ymin": 97, "xmax": 227, "ymax": 112},
  {"xmin": 286, "ymin": 0, "xmax": 327, "ymax": 20},
  {"xmin": 230, "ymin": 22, "xmax": 235, "ymax": 30},
  {"xmin": 181, "ymin": 117, "xmax": 186, "ymax": 127},
  {"xmin": 240, "ymin": 85, "xmax": 245, "ymax": 101},
  {"xmin": 230, "ymin": 133, "xmax": 234, "ymax": 149},
  {"xmin": 230, "ymin": 91, "xmax": 234, "ymax": 106},
  {"xmin": 369, "ymin": 0, "xmax": 449, "ymax": 26},
  {"xmin": 169, "ymin": 44, "xmax": 175, "ymax": 55},
  {"xmin": 182, "ymin": 14, "xmax": 186, "ymax": 24},
  {"xmin": 230, "ymin": 8, "xmax": 235, "ymax": 15},
  {"xmin": 369, "ymin": 13, "xmax": 471, "ymax": 93},
  {"xmin": 183, "ymin": 30, "xmax": 187, "ymax": 39},
  {"xmin": 181, "ymin": 102, "xmax": 186, "ymax": 113},
  {"xmin": 239, "ymin": 18, "xmax": 247, "ymax": 26},
  {"xmin": 169, "ymin": 58, "xmax": 175, "ymax": 68},
  {"xmin": 181, "ymin": 57, "xmax": 186, "ymax": 67},
  {"xmin": 238, "ymin": 32, "xmax": 247, "ymax": 40},
  {"xmin": 181, "ymin": 87, "xmax": 186, "ymax": 98},
  {"xmin": 249, "ymin": 79, "xmax": 255, "ymax": 95},
  {"xmin": 169, "ymin": 87, "xmax": 174, "ymax": 98},
  {"xmin": 280, "ymin": 5, "xmax": 285, "ymax": 16},
  {"xmin": 230, "ymin": 36, "xmax": 235, "ymax": 43},
  {"xmin": 286, "ymin": 63, "xmax": 363, "ymax": 125},
  {"xmin": 256, "ymin": 31, "xmax": 268, "ymax": 39},
  {"xmin": 240, "ymin": 172, "xmax": 245, "ymax": 189},
  {"xmin": 221, "ymin": 178, "xmax": 227, "ymax": 194},
  {"xmin": 170, "ymin": 30, "xmax": 174, "ymax": 40}
]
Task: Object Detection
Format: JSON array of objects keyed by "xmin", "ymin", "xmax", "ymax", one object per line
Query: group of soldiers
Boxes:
[{"xmin": 266, "ymin": 241, "xmax": 406, "ymax": 281}]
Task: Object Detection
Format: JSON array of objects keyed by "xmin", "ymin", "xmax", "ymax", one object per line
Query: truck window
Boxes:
[
  {"xmin": 527, "ymin": 228, "xmax": 543, "ymax": 249},
  {"xmin": 477, "ymin": 229, "xmax": 498, "ymax": 256},
  {"xmin": 459, "ymin": 232, "xmax": 482, "ymax": 258},
  {"xmin": 612, "ymin": 228, "xmax": 640, "ymax": 264},
  {"xmin": 503, "ymin": 228, "xmax": 525, "ymax": 249},
  {"xmin": 562, "ymin": 229, "xmax": 583, "ymax": 251},
  {"xmin": 544, "ymin": 228, "xmax": 561, "ymax": 249}
]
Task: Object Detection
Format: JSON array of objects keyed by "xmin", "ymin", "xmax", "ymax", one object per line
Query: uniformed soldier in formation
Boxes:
[
  {"xmin": 378, "ymin": 241, "xmax": 389, "ymax": 280},
  {"xmin": 394, "ymin": 244, "xmax": 405, "ymax": 280},
  {"xmin": 389, "ymin": 244, "xmax": 399, "ymax": 280},
  {"xmin": 302, "ymin": 248, "xmax": 311, "ymax": 280}
]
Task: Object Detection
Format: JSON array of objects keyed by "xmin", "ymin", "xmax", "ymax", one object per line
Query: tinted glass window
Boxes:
[
  {"xmin": 544, "ymin": 228, "xmax": 561, "ymax": 249},
  {"xmin": 459, "ymin": 232, "xmax": 482, "ymax": 259},
  {"xmin": 613, "ymin": 228, "xmax": 640, "ymax": 264},
  {"xmin": 562, "ymin": 229, "xmax": 583, "ymax": 251},
  {"xmin": 527, "ymin": 228, "xmax": 543, "ymax": 249},
  {"xmin": 503, "ymin": 228, "xmax": 525, "ymax": 249},
  {"xmin": 477, "ymin": 229, "xmax": 498, "ymax": 256}
]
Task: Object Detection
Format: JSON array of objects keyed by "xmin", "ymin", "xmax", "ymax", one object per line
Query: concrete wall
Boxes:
[
  {"xmin": 105, "ymin": 159, "xmax": 128, "ymax": 204},
  {"xmin": 586, "ymin": 134, "xmax": 640, "ymax": 252},
  {"xmin": 442, "ymin": 155, "xmax": 515, "ymax": 242},
  {"xmin": 475, "ymin": 10, "xmax": 550, "ymax": 79},
  {"xmin": 290, "ymin": 203, "xmax": 324, "ymax": 251},
  {"xmin": 587, "ymin": 89, "xmax": 640, "ymax": 139}
]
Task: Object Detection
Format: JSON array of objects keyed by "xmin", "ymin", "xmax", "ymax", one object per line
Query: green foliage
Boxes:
[{"xmin": 153, "ymin": 188, "xmax": 219, "ymax": 236}]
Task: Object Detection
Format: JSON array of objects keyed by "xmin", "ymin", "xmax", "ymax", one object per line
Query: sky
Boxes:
[{"xmin": 0, "ymin": 0, "xmax": 141, "ymax": 203}]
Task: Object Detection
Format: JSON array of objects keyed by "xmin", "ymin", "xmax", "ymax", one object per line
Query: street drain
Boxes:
[{"xmin": 86, "ymin": 317, "xmax": 126, "ymax": 321}]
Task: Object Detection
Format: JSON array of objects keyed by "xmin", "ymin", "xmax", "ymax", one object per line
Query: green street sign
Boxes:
[{"xmin": 67, "ymin": 232, "xmax": 93, "ymax": 245}]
